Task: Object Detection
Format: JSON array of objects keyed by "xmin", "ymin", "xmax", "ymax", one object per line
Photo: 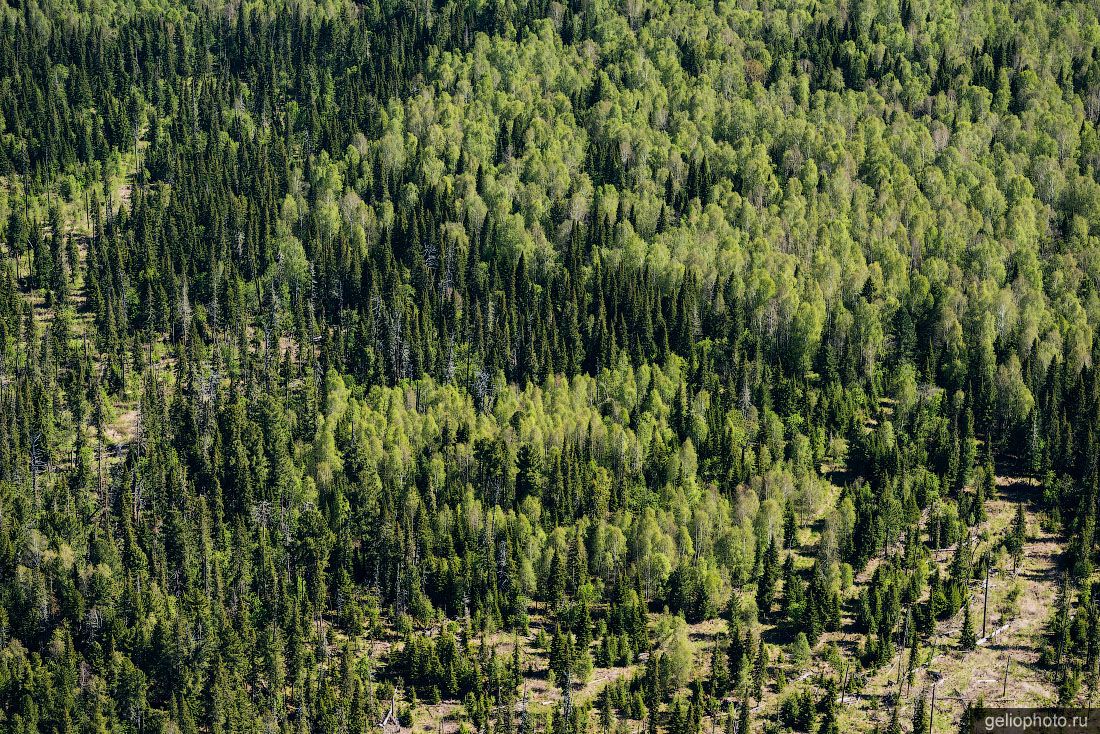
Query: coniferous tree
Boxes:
[
  {"xmin": 757, "ymin": 536, "xmax": 781, "ymax": 618},
  {"xmin": 961, "ymin": 599, "xmax": 978, "ymax": 651}
]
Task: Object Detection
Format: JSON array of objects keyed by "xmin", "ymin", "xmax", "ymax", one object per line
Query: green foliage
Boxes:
[
  {"xmin": 960, "ymin": 599, "xmax": 978, "ymax": 651},
  {"xmin": 1, "ymin": 0, "xmax": 1100, "ymax": 729}
]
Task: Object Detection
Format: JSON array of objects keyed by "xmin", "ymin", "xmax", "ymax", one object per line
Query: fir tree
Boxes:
[{"xmin": 960, "ymin": 598, "xmax": 978, "ymax": 651}]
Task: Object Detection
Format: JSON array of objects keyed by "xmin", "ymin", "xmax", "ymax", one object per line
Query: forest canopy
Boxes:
[{"xmin": 2, "ymin": 0, "xmax": 1100, "ymax": 731}]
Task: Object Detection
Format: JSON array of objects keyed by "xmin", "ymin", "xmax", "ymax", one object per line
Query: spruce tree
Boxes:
[
  {"xmin": 912, "ymin": 692, "xmax": 929, "ymax": 734},
  {"xmin": 757, "ymin": 536, "xmax": 781, "ymax": 618},
  {"xmin": 960, "ymin": 598, "xmax": 978, "ymax": 651}
]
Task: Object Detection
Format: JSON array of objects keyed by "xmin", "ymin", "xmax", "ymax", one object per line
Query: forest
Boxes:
[{"xmin": 2, "ymin": 0, "xmax": 1100, "ymax": 730}]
